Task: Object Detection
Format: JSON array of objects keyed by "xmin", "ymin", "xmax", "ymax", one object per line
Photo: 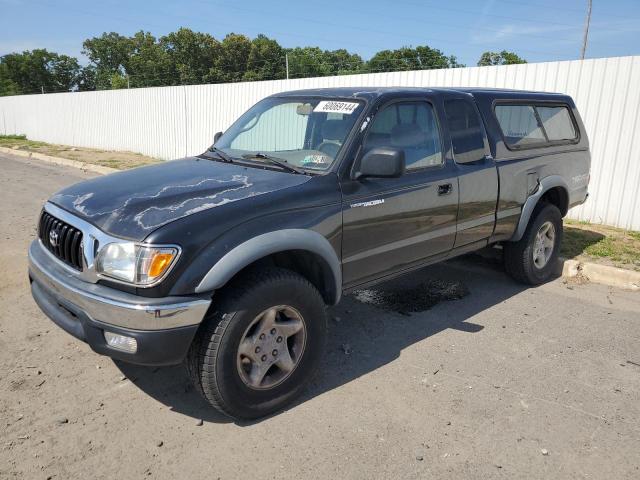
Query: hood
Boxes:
[{"xmin": 49, "ymin": 157, "xmax": 312, "ymax": 240}]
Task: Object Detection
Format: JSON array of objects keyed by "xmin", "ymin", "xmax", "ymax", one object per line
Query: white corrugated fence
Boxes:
[{"xmin": 1, "ymin": 56, "xmax": 639, "ymax": 230}]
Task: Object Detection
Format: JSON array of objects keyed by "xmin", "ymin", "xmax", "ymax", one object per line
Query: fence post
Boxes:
[{"xmin": 286, "ymin": 54, "xmax": 289, "ymax": 80}]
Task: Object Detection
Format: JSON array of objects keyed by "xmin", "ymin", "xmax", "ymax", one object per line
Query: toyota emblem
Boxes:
[{"xmin": 49, "ymin": 229, "xmax": 59, "ymax": 247}]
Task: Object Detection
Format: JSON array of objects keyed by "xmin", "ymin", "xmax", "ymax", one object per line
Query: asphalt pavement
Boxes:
[{"xmin": 1, "ymin": 152, "xmax": 639, "ymax": 480}]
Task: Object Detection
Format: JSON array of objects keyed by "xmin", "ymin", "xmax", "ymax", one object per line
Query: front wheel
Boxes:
[
  {"xmin": 504, "ymin": 203, "xmax": 563, "ymax": 285},
  {"xmin": 186, "ymin": 268, "xmax": 327, "ymax": 420}
]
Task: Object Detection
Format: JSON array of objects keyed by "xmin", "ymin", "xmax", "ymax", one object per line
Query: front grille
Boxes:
[{"xmin": 38, "ymin": 211, "xmax": 84, "ymax": 271}]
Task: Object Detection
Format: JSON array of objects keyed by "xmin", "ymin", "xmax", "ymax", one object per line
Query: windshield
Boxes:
[{"xmin": 214, "ymin": 97, "xmax": 365, "ymax": 172}]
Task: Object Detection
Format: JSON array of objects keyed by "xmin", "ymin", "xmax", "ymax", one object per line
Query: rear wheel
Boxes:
[
  {"xmin": 504, "ymin": 203, "xmax": 563, "ymax": 285},
  {"xmin": 186, "ymin": 267, "xmax": 327, "ymax": 420}
]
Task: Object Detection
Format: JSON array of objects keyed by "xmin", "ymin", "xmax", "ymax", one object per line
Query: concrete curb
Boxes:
[
  {"xmin": 557, "ymin": 257, "xmax": 640, "ymax": 291},
  {"xmin": 0, "ymin": 146, "xmax": 119, "ymax": 175}
]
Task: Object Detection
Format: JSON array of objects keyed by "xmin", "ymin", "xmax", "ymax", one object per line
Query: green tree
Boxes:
[
  {"xmin": 0, "ymin": 49, "xmax": 81, "ymax": 95},
  {"xmin": 243, "ymin": 34, "xmax": 286, "ymax": 81},
  {"xmin": 2, "ymin": 29, "xmax": 472, "ymax": 95},
  {"xmin": 126, "ymin": 31, "xmax": 172, "ymax": 87},
  {"xmin": 477, "ymin": 50, "xmax": 527, "ymax": 66},
  {"xmin": 0, "ymin": 62, "xmax": 20, "ymax": 96},
  {"xmin": 286, "ymin": 47, "xmax": 332, "ymax": 78},
  {"xmin": 109, "ymin": 72, "xmax": 129, "ymax": 89},
  {"xmin": 76, "ymin": 66, "xmax": 97, "ymax": 91},
  {"xmin": 325, "ymin": 49, "xmax": 364, "ymax": 75},
  {"xmin": 286, "ymin": 47, "xmax": 363, "ymax": 78},
  {"xmin": 49, "ymin": 54, "xmax": 81, "ymax": 90},
  {"xmin": 82, "ymin": 32, "xmax": 133, "ymax": 89},
  {"xmin": 209, "ymin": 33, "xmax": 252, "ymax": 82},
  {"xmin": 367, "ymin": 45, "xmax": 463, "ymax": 73},
  {"xmin": 160, "ymin": 28, "xmax": 220, "ymax": 85}
]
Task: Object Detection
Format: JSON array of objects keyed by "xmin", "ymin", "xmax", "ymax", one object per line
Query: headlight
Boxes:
[{"xmin": 96, "ymin": 243, "xmax": 179, "ymax": 286}]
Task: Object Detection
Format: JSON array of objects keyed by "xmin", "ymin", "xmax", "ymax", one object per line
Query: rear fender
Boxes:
[{"xmin": 510, "ymin": 175, "xmax": 569, "ymax": 242}]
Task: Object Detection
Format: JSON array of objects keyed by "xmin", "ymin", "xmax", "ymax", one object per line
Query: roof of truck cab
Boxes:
[{"xmin": 272, "ymin": 86, "xmax": 569, "ymax": 101}]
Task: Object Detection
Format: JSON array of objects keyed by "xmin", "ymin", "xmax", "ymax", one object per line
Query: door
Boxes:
[
  {"xmin": 341, "ymin": 99, "xmax": 459, "ymax": 288},
  {"xmin": 443, "ymin": 96, "xmax": 499, "ymax": 247}
]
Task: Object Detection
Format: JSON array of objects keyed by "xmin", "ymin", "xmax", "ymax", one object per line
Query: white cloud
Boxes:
[
  {"xmin": 470, "ymin": 24, "xmax": 581, "ymax": 44},
  {"xmin": 470, "ymin": 18, "xmax": 640, "ymax": 46}
]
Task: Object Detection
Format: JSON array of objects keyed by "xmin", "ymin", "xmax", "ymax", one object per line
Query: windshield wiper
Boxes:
[
  {"xmin": 242, "ymin": 152, "xmax": 306, "ymax": 175},
  {"xmin": 207, "ymin": 146, "xmax": 234, "ymax": 163}
]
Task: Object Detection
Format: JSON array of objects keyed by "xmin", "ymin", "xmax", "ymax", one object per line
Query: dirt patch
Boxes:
[
  {"xmin": 0, "ymin": 135, "xmax": 160, "ymax": 170},
  {"xmin": 351, "ymin": 279, "xmax": 469, "ymax": 313},
  {"xmin": 3, "ymin": 154, "xmax": 640, "ymax": 479}
]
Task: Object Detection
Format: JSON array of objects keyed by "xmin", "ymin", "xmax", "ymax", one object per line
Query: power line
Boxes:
[
  {"xmin": 363, "ymin": 0, "xmax": 579, "ymax": 28},
  {"xmin": 488, "ymin": 0, "xmax": 634, "ymax": 22},
  {"xmin": 29, "ymin": 0, "xmax": 438, "ymax": 58},
  {"xmin": 95, "ymin": 53, "xmax": 464, "ymax": 81},
  {"xmin": 193, "ymin": 0, "xmax": 582, "ymax": 57},
  {"xmin": 9, "ymin": 60, "xmax": 473, "ymax": 95},
  {"xmin": 8, "ymin": 0, "xmax": 620, "ymax": 96},
  {"xmin": 26, "ymin": 0, "xmax": 587, "ymax": 61}
]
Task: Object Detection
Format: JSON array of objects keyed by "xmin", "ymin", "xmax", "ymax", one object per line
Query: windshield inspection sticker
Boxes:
[
  {"xmin": 313, "ymin": 101, "xmax": 360, "ymax": 114},
  {"xmin": 302, "ymin": 154, "xmax": 331, "ymax": 169}
]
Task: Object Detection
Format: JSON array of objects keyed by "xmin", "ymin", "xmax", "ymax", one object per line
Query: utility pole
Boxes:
[
  {"xmin": 285, "ymin": 53, "xmax": 289, "ymax": 80},
  {"xmin": 580, "ymin": 0, "xmax": 592, "ymax": 60}
]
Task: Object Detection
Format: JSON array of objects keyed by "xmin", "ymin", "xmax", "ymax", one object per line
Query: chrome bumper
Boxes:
[{"xmin": 28, "ymin": 240, "xmax": 211, "ymax": 331}]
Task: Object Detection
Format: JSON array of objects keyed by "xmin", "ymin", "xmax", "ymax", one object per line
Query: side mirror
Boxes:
[
  {"xmin": 354, "ymin": 147, "xmax": 405, "ymax": 180},
  {"xmin": 213, "ymin": 131, "xmax": 223, "ymax": 143}
]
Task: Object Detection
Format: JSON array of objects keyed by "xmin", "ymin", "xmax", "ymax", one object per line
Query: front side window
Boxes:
[
  {"xmin": 215, "ymin": 97, "xmax": 365, "ymax": 171},
  {"xmin": 363, "ymin": 101, "xmax": 442, "ymax": 170}
]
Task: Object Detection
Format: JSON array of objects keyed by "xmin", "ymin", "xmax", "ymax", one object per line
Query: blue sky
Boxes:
[{"xmin": 1, "ymin": 0, "xmax": 639, "ymax": 66}]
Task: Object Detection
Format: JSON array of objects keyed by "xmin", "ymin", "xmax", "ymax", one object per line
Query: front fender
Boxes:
[{"xmin": 194, "ymin": 229, "xmax": 342, "ymax": 304}]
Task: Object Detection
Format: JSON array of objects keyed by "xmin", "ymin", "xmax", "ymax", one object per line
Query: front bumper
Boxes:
[{"xmin": 28, "ymin": 240, "xmax": 211, "ymax": 365}]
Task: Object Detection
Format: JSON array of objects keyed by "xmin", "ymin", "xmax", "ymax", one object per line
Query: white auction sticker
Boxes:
[{"xmin": 313, "ymin": 101, "xmax": 360, "ymax": 114}]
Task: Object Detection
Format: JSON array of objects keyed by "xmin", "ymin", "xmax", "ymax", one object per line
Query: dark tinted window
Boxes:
[
  {"xmin": 364, "ymin": 101, "xmax": 442, "ymax": 170},
  {"xmin": 444, "ymin": 99, "xmax": 486, "ymax": 163}
]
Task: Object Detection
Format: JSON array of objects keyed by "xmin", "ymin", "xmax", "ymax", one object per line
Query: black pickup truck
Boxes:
[{"xmin": 28, "ymin": 87, "xmax": 590, "ymax": 419}]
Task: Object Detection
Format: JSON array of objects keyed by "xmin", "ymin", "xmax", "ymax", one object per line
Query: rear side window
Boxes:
[
  {"xmin": 537, "ymin": 106, "xmax": 576, "ymax": 141},
  {"xmin": 444, "ymin": 99, "xmax": 486, "ymax": 163},
  {"xmin": 494, "ymin": 103, "xmax": 577, "ymax": 149}
]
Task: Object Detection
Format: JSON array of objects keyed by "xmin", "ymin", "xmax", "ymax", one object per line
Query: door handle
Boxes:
[{"xmin": 437, "ymin": 183, "xmax": 452, "ymax": 196}]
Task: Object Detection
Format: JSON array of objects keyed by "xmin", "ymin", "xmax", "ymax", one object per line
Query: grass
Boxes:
[
  {"xmin": 0, "ymin": 134, "xmax": 49, "ymax": 149},
  {"xmin": 0, "ymin": 134, "xmax": 28, "ymax": 140},
  {"xmin": 0, "ymin": 134, "xmax": 160, "ymax": 170},
  {"xmin": 562, "ymin": 220, "xmax": 640, "ymax": 271}
]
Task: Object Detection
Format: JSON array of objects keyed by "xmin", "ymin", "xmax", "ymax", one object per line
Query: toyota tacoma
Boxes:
[{"xmin": 29, "ymin": 87, "xmax": 590, "ymax": 419}]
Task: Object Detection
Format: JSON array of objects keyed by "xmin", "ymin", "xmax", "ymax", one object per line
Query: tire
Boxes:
[
  {"xmin": 504, "ymin": 203, "xmax": 563, "ymax": 285},
  {"xmin": 186, "ymin": 267, "xmax": 327, "ymax": 420}
]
